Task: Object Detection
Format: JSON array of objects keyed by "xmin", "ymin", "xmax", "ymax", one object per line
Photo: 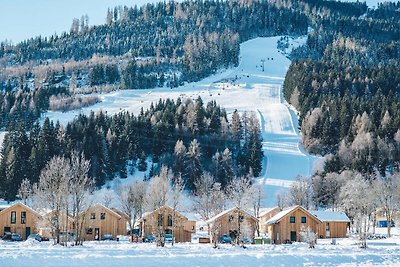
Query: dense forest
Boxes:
[
  {"xmin": 0, "ymin": 0, "xmax": 308, "ymax": 130},
  {"xmin": 1, "ymin": 0, "xmax": 400, "ymax": 202},
  {"xmin": 283, "ymin": 1, "xmax": 400, "ymax": 181},
  {"xmin": 0, "ymin": 97, "xmax": 263, "ymax": 201}
]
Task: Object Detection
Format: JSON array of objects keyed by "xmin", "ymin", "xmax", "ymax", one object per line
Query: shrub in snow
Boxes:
[{"xmin": 300, "ymin": 226, "xmax": 317, "ymax": 249}]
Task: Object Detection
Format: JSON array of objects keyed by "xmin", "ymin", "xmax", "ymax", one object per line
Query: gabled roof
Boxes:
[
  {"xmin": 266, "ymin": 206, "xmax": 321, "ymax": 225},
  {"xmin": 111, "ymin": 208, "xmax": 129, "ymax": 219},
  {"xmin": 87, "ymin": 203, "xmax": 122, "ymax": 219},
  {"xmin": 310, "ymin": 210, "xmax": 350, "ymax": 223},
  {"xmin": 0, "ymin": 202, "xmax": 41, "ymax": 218},
  {"xmin": 206, "ymin": 207, "xmax": 258, "ymax": 224},
  {"xmin": 259, "ymin": 207, "xmax": 279, "ymax": 218},
  {"xmin": 137, "ymin": 205, "xmax": 188, "ymax": 223}
]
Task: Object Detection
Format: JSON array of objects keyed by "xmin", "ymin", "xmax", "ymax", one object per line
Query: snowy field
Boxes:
[
  {"xmin": 43, "ymin": 35, "xmax": 316, "ymax": 207},
  {"xmin": 1, "ymin": 237, "xmax": 400, "ymax": 267}
]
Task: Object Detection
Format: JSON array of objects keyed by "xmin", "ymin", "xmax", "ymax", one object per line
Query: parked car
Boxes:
[
  {"xmin": 102, "ymin": 234, "xmax": 113, "ymax": 241},
  {"xmin": 143, "ymin": 234, "xmax": 155, "ymax": 243},
  {"xmin": 27, "ymin": 234, "xmax": 49, "ymax": 242},
  {"xmin": 2, "ymin": 232, "xmax": 23, "ymax": 242},
  {"xmin": 219, "ymin": 234, "xmax": 232, "ymax": 244},
  {"xmin": 165, "ymin": 234, "xmax": 175, "ymax": 243}
]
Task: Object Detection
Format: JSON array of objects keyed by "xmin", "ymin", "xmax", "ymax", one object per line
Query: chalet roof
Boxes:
[
  {"xmin": 310, "ymin": 210, "xmax": 351, "ymax": 223},
  {"xmin": 0, "ymin": 202, "xmax": 41, "ymax": 218},
  {"xmin": 266, "ymin": 206, "xmax": 321, "ymax": 225},
  {"xmin": 111, "ymin": 208, "xmax": 129, "ymax": 219},
  {"xmin": 88, "ymin": 204, "xmax": 122, "ymax": 219},
  {"xmin": 206, "ymin": 207, "xmax": 258, "ymax": 224},
  {"xmin": 137, "ymin": 205, "xmax": 189, "ymax": 223},
  {"xmin": 259, "ymin": 207, "xmax": 279, "ymax": 218}
]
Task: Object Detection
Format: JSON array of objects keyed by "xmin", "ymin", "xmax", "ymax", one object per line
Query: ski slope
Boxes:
[{"xmin": 44, "ymin": 36, "xmax": 317, "ymax": 207}]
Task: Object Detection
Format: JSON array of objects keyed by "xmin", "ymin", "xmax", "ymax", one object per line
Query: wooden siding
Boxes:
[
  {"xmin": 138, "ymin": 206, "xmax": 195, "ymax": 243},
  {"xmin": 208, "ymin": 208, "xmax": 257, "ymax": 243},
  {"xmin": 0, "ymin": 203, "xmax": 41, "ymax": 239},
  {"xmin": 82, "ymin": 205, "xmax": 127, "ymax": 241},
  {"xmin": 271, "ymin": 208, "xmax": 320, "ymax": 244},
  {"xmin": 318, "ymin": 221, "xmax": 349, "ymax": 238},
  {"xmin": 259, "ymin": 208, "xmax": 279, "ymax": 236}
]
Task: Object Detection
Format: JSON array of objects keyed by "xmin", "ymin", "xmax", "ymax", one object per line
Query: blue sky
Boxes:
[{"xmin": 0, "ymin": 0, "xmax": 161, "ymax": 43}]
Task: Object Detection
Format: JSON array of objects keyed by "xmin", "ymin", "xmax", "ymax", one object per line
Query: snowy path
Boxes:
[{"xmin": 43, "ymin": 36, "xmax": 316, "ymax": 207}]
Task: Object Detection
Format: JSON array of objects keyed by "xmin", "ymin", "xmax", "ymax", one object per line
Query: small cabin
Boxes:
[
  {"xmin": 266, "ymin": 206, "xmax": 321, "ymax": 244},
  {"xmin": 82, "ymin": 204, "xmax": 128, "ymax": 241},
  {"xmin": 0, "ymin": 202, "xmax": 42, "ymax": 239},
  {"xmin": 137, "ymin": 205, "xmax": 196, "ymax": 243},
  {"xmin": 311, "ymin": 210, "xmax": 351, "ymax": 238},
  {"xmin": 206, "ymin": 207, "xmax": 258, "ymax": 243}
]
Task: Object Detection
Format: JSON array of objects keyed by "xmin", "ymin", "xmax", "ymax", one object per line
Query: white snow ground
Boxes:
[
  {"xmin": 43, "ymin": 36, "xmax": 316, "ymax": 207},
  {"xmin": 1, "ymin": 237, "xmax": 400, "ymax": 267}
]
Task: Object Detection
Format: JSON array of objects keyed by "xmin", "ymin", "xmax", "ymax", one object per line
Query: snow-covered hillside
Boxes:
[{"xmin": 44, "ymin": 35, "xmax": 316, "ymax": 207}]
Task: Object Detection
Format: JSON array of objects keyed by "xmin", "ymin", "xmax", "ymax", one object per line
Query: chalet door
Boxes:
[
  {"xmin": 25, "ymin": 227, "xmax": 31, "ymax": 239},
  {"xmin": 4, "ymin": 226, "xmax": 11, "ymax": 233},
  {"xmin": 95, "ymin": 228, "xmax": 100, "ymax": 240},
  {"xmin": 290, "ymin": 231, "xmax": 296, "ymax": 242}
]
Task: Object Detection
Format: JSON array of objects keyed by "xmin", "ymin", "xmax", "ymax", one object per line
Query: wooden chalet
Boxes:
[
  {"xmin": 82, "ymin": 204, "xmax": 128, "ymax": 241},
  {"xmin": 266, "ymin": 206, "xmax": 321, "ymax": 244},
  {"xmin": 137, "ymin": 205, "xmax": 196, "ymax": 243},
  {"xmin": 206, "ymin": 207, "xmax": 258, "ymax": 243},
  {"xmin": 258, "ymin": 207, "xmax": 280, "ymax": 236},
  {"xmin": 0, "ymin": 202, "xmax": 42, "ymax": 239}
]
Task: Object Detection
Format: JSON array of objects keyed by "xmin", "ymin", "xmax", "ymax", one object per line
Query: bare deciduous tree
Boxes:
[
  {"xmin": 18, "ymin": 178, "xmax": 32, "ymax": 205},
  {"xmin": 33, "ymin": 156, "xmax": 71, "ymax": 245},
  {"xmin": 68, "ymin": 151, "xmax": 93, "ymax": 245},
  {"xmin": 226, "ymin": 176, "xmax": 252, "ymax": 246},
  {"xmin": 117, "ymin": 180, "xmax": 146, "ymax": 242}
]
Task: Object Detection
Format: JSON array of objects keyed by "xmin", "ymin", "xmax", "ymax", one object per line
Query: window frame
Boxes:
[
  {"xmin": 301, "ymin": 217, "xmax": 306, "ymax": 223},
  {"xmin": 11, "ymin": 211, "xmax": 16, "ymax": 224},
  {"xmin": 100, "ymin": 213, "xmax": 106, "ymax": 220},
  {"xmin": 90, "ymin": 213, "xmax": 96, "ymax": 220},
  {"xmin": 21, "ymin": 211, "xmax": 26, "ymax": 224},
  {"xmin": 289, "ymin": 216, "xmax": 295, "ymax": 223},
  {"xmin": 167, "ymin": 214, "xmax": 173, "ymax": 227}
]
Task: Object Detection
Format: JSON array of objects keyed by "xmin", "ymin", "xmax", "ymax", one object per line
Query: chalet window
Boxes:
[
  {"xmin": 158, "ymin": 214, "xmax": 163, "ymax": 226},
  {"xmin": 167, "ymin": 214, "xmax": 173, "ymax": 226},
  {"xmin": 21, "ymin": 212, "xmax": 26, "ymax": 224},
  {"xmin": 326, "ymin": 223, "xmax": 330, "ymax": 231},
  {"xmin": 11, "ymin": 211, "xmax": 16, "ymax": 224},
  {"xmin": 301, "ymin": 217, "xmax": 306, "ymax": 223},
  {"xmin": 90, "ymin": 213, "xmax": 96, "ymax": 220},
  {"xmin": 228, "ymin": 215, "xmax": 234, "ymax": 222},
  {"xmin": 239, "ymin": 215, "xmax": 244, "ymax": 222},
  {"xmin": 290, "ymin": 216, "xmax": 295, "ymax": 223},
  {"xmin": 86, "ymin": 228, "xmax": 93, "ymax": 235},
  {"xmin": 101, "ymin": 213, "xmax": 106, "ymax": 220}
]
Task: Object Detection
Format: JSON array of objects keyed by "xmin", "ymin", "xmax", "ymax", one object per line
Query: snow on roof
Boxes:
[
  {"xmin": 90, "ymin": 203, "xmax": 122, "ymax": 219},
  {"xmin": 266, "ymin": 206, "xmax": 298, "ymax": 224},
  {"xmin": 0, "ymin": 202, "xmax": 41, "ymax": 217},
  {"xmin": 259, "ymin": 207, "xmax": 279, "ymax": 218},
  {"xmin": 310, "ymin": 210, "xmax": 350, "ymax": 223},
  {"xmin": 266, "ymin": 206, "xmax": 322, "ymax": 225},
  {"xmin": 206, "ymin": 207, "xmax": 258, "ymax": 224}
]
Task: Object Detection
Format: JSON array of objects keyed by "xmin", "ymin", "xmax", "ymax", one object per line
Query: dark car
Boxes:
[
  {"xmin": 102, "ymin": 234, "xmax": 113, "ymax": 241},
  {"xmin": 27, "ymin": 234, "xmax": 49, "ymax": 242},
  {"xmin": 219, "ymin": 234, "xmax": 232, "ymax": 244},
  {"xmin": 2, "ymin": 232, "xmax": 23, "ymax": 242},
  {"xmin": 143, "ymin": 234, "xmax": 155, "ymax": 243}
]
